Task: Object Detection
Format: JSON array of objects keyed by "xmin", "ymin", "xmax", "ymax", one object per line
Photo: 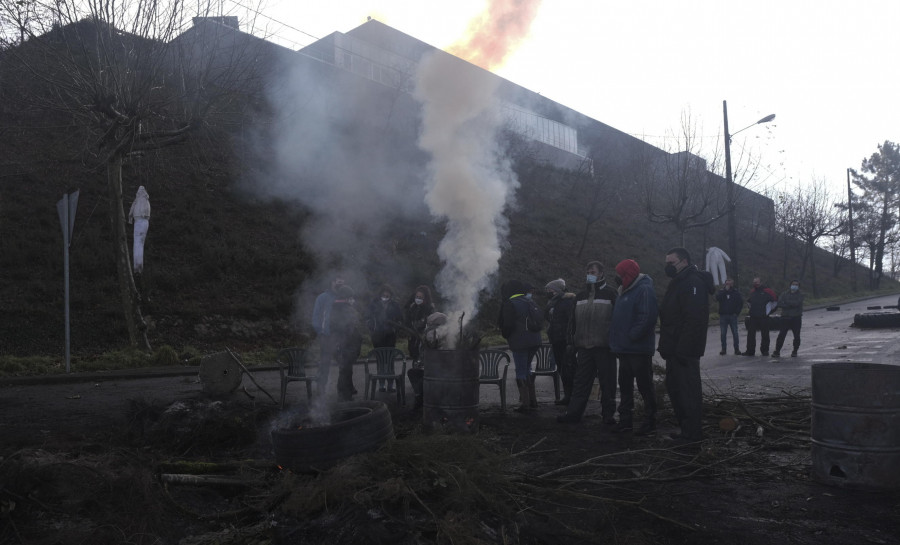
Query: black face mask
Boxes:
[
  {"xmin": 613, "ymin": 276, "xmax": 623, "ymax": 287},
  {"xmin": 664, "ymin": 264, "xmax": 678, "ymax": 278}
]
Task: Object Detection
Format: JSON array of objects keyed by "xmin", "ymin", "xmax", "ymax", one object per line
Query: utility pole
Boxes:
[
  {"xmin": 847, "ymin": 168, "xmax": 857, "ymax": 291},
  {"xmin": 723, "ymin": 101, "xmax": 738, "ymax": 287}
]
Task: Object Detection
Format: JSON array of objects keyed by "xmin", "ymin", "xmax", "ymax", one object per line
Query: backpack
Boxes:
[{"xmin": 524, "ymin": 300, "xmax": 545, "ymax": 332}]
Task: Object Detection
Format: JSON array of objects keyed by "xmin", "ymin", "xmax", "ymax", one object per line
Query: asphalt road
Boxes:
[{"xmin": 700, "ymin": 292, "xmax": 900, "ymax": 395}]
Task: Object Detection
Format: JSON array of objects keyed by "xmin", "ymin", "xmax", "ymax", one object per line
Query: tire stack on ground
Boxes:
[{"xmin": 853, "ymin": 297, "xmax": 900, "ymax": 328}]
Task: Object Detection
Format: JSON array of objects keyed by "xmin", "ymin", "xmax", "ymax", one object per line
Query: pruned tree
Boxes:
[
  {"xmin": 0, "ymin": 0, "xmax": 266, "ymax": 349},
  {"xmin": 640, "ymin": 112, "xmax": 732, "ymax": 248},
  {"xmin": 850, "ymin": 141, "xmax": 900, "ymax": 289}
]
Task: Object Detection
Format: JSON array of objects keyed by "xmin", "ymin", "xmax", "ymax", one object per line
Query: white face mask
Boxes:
[
  {"xmin": 381, "ymin": 296, "xmax": 390, "ymax": 302},
  {"xmin": 414, "ymin": 297, "xmax": 424, "ymax": 305},
  {"xmin": 586, "ymin": 274, "xmax": 598, "ymax": 284},
  {"xmin": 790, "ymin": 285, "xmax": 799, "ymax": 292},
  {"xmin": 525, "ymin": 293, "xmax": 533, "ymax": 301}
]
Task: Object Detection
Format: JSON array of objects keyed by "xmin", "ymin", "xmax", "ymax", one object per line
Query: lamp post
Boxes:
[{"xmin": 723, "ymin": 100, "xmax": 775, "ymax": 288}]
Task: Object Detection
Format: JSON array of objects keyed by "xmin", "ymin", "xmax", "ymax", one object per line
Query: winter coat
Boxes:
[
  {"xmin": 499, "ymin": 295, "xmax": 543, "ymax": 351},
  {"xmin": 747, "ymin": 286, "xmax": 777, "ymax": 317},
  {"xmin": 311, "ymin": 289, "xmax": 338, "ymax": 336},
  {"xmin": 365, "ymin": 298, "xmax": 403, "ymax": 336},
  {"xmin": 658, "ymin": 265, "xmax": 714, "ymax": 359},
  {"xmin": 405, "ymin": 300, "xmax": 435, "ymax": 335},
  {"xmin": 716, "ymin": 287, "xmax": 744, "ymax": 315},
  {"xmin": 545, "ymin": 292, "xmax": 576, "ymax": 344},
  {"xmin": 777, "ymin": 289, "xmax": 804, "ymax": 318},
  {"xmin": 609, "ymin": 274, "xmax": 658, "ymax": 355},
  {"xmin": 568, "ymin": 281, "xmax": 618, "ymax": 349},
  {"xmin": 330, "ymin": 300, "xmax": 362, "ymax": 363}
]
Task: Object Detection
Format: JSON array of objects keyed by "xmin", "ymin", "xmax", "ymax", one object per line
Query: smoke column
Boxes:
[{"xmin": 413, "ymin": 0, "xmax": 541, "ymax": 335}]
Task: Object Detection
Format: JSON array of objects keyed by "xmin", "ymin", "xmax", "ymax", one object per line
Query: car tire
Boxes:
[{"xmin": 853, "ymin": 312, "xmax": 900, "ymax": 329}]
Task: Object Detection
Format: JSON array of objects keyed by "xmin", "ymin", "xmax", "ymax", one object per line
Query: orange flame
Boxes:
[{"xmin": 448, "ymin": 0, "xmax": 543, "ymax": 71}]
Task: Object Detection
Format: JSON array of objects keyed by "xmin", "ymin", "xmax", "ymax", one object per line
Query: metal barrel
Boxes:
[
  {"xmin": 423, "ymin": 349, "xmax": 480, "ymax": 433},
  {"xmin": 811, "ymin": 362, "xmax": 900, "ymax": 489}
]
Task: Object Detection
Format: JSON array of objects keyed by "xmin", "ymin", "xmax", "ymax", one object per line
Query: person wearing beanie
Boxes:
[
  {"xmin": 544, "ymin": 278, "xmax": 576, "ymax": 405},
  {"xmin": 557, "ymin": 261, "xmax": 618, "ymax": 425},
  {"xmin": 365, "ymin": 284, "xmax": 404, "ymax": 392},
  {"xmin": 609, "ymin": 259, "xmax": 659, "ymax": 435}
]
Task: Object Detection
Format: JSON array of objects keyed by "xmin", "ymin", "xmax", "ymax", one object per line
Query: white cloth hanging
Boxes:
[
  {"xmin": 128, "ymin": 186, "xmax": 151, "ymax": 273},
  {"xmin": 705, "ymin": 246, "xmax": 731, "ymax": 286}
]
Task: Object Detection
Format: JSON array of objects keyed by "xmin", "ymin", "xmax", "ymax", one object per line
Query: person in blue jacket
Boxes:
[{"xmin": 609, "ymin": 259, "xmax": 659, "ymax": 436}]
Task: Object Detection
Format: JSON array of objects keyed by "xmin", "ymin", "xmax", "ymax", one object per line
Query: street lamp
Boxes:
[{"xmin": 723, "ymin": 100, "xmax": 775, "ymax": 288}]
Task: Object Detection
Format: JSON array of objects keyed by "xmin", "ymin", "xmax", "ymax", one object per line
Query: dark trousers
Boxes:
[
  {"xmin": 775, "ymin": 316, "xmax": 802, "ymax": 352},
  {"xmin": 719, "ymin": 314, "xmax": 740, "ymax": 352},
  {"xmin": 566, "ymin": 347, "xmax": 616, "ymax": 421},
  {"xmin": 664, "ymin": 355, "xmax": 703, "ymax": 440},
  {"xmin": 617, "ymin": 353, "xmax": 656, "ymax": 426},
  {"xmin": 317, "ymin": 335, "xmax": 335, "ymax": 391},
  {"xmin": 551, "ymin": 340, "xmax": 574, "ymax": 398},
  {"xmin": 745, "ymin": 316, "xmax": 771, "ymax": 354}
]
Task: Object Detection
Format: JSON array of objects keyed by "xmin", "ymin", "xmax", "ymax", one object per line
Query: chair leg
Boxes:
[
  {"xmin": 499, "ymin": 383, "xmax": 506, "ymax": 412},
  {"xmin": 305, "ymin": 381, "xmax": 313, "ymax": 401},
  {"xmin": 280, "ymin": 382, "xmax": 287, "ymax": 410},
  {"xmin": 553, "ymin": 373, "xmax": 560, "ymax": 402}
]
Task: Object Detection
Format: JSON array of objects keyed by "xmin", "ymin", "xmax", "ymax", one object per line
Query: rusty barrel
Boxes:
[
  {"xmin": 811, "ymin": 362, "xmax": 900, "ymax": 489},
  {"xmin": 423, "ymin": 348, "xmax": 480, "ymax": 433}
]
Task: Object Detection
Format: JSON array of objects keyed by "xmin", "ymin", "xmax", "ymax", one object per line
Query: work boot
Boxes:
[
  {"xmin": 719, "ymin": 350, "xmax": 726, "ymax": 355},
  {"xmin": 772, "ymin": 350, "xmax": 781, "ymax": 357},
  {"xmin": 514, "ymin": 380, "xmax": 532, "ymax": 413},
  {"xmin": 527, "ymin": 375, "xmax": 538, "ymax": 408},
  {"xmin": 791, "ymin": 350, "xmax": 798, "ymax": 357}
]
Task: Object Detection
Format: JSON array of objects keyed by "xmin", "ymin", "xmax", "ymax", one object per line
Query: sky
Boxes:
[{"xmin": 240, "ymin": 0, "xmax": 900, "ymax": 201}]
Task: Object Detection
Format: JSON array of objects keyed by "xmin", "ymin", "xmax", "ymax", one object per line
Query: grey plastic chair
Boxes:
[
  {"xmin": 478, "ymin": 349, "xmax": 511, "ymax": 411},
  {"xmin": 531, "ymin": 343, "xmax": 560, "ymax": 402},
  {"xmin": 277, "ymin": 347, "xmax": 315, "ymax": 408},
  {"xmin": 364, "ymin": 347, "xmax": 407, "ymax": 406}
]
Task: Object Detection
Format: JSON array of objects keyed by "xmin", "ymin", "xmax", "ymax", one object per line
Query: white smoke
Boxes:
[{"xmin": 413, "ymin": 51, "xmax": 518, "ymax": 333}]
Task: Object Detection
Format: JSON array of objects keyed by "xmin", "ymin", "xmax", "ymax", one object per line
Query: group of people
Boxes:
[
  {"xmin": 716, "ymin": 277, "xmax": 805, "ymax": 358},
  {"xmin": 499, "ymin": 248, "xmax": 714, "ymax": 443},
  {"xmin": 310, "ymin": 277, "xmax": 437, "ymax": 404}
]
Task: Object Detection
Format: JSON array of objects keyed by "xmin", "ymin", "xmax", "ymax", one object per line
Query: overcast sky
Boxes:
[{"xmin": 248, "ymin": 0, "xmax": 900, "ymax": 200}]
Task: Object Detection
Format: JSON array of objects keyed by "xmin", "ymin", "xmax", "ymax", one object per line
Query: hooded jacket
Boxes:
[
  {"xmin": 568, "ymin": 280, "xmax": 618, "ymax": 349},
  {"xmin": 715, "ymin": 287, "xmax": 744, "ymax": 316},
  {"xmin": 777, "ymin": 289, "xmax": 804, "ymax": 318},
  {"xmin": 545, "ymin": 291, "xmax": 576, "ymax": 343},
  {"xmin": 609, "ymin": 273, "xmax": 658, "ymax": 355},
  {"xmin": 658, "ymin": 265, "xmax": 714, "ymax": 359},
  {"xmin": 747, "ymin": 285, "xmax": 777, "ymax": 317},
  {"xmin": 498, "ymin": 279, "xmax": 543, "ymax": 351}
]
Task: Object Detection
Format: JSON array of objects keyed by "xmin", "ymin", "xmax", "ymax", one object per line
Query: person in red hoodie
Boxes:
[{"xmin": 743, "ymin": 277, "xmax": 778, "ymax": 356}]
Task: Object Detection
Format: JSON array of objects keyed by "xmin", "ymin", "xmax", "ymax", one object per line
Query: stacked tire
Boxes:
[{"xmin": 853, "ymin": 312, "xmax": 900, "ymax": 329}]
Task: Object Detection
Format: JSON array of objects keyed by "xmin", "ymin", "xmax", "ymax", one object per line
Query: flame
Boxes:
[{"xmin": 448, "ymin": 0, "xmax": 543, "ymax": 71}]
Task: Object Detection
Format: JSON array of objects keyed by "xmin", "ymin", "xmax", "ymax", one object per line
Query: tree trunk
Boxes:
[{"xmin": 107, "ymin": 157, "xmax": 151, "ymax": 351}]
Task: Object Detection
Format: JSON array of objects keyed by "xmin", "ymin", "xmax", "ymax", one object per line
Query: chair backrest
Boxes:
[
  {"xmin": 478, "ymin": 349, "xmax": 510, "ymax": 379},
  {"xmin": 367, "ymin": 347, "xmax": 404, "ymax": 375},
  {"xmin": 278, "ymin": 347, "xmax": 307, "ymax": 377},
  {"xmin": 532, "ymin": 344, "xmax": 556, "ymax": 373}
]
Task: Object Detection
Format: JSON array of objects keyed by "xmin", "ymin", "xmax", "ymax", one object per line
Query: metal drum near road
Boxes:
[
  {"xmin": 810, "ymin": 362, "xmax": 900, "ymax": 489},
  {"xmin": 423, "ymin": 349, "xmax": 480, "ymax": 433}
]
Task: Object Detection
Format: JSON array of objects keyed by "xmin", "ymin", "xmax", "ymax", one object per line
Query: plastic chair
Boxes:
[
  {"xmin": 531, "ymin": 343, "xmax": 560, "ymax": 402},
  {"xmin": 364, "ymin": 347, "xmax": 407, "ymax": 406},
  {"xmin": 277, "ymin": 347, "xmax": 315, "ymax": 408},
  {"xmin": 478, "ymin": 349, "xmax": 510, "ymax": 411}
]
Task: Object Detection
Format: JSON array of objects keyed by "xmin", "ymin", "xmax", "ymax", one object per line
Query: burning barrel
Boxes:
[
  {"xmin": 810, "ymin": 362, "xmax": 900, "ymax": 489},
  {"xmin": 423, "ymin": 348, "xmax": 480, "ymax": 433}
]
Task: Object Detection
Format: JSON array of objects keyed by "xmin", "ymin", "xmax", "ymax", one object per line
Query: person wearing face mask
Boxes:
[
  {"xmin": 772, "ymin": 280, "xmax": 804, "ymax": 357},
  {"xmin": 366, "ymin": 284, "xmax": 404, "ymax": 392},
  {"xmin": 498, "ymin": 279, "xmax": 543, "ymax": 412},
  {"xmin": 743, "ymin": 277, "xmax": 778, "ymax": 356},
  {"xmin": 557, "ymin": 261, "xmax": 618, "ymax": 425},
  {"xmin": 716, "ymin": 278, "xmax": 744, "ymax": 355},
  {"xmin": 658, "ymin": 247, "xmax": 715, "ymax": 444},
  {"xmin": 544, "ymin": 278, "xmax": 577, "ymax": 405},
  {"xmin": 609, "ymin": 259, "xmax": 659, "ymax": 435}
]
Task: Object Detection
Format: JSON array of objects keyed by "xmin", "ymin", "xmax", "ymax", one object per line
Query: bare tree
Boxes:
[
  {"xmin": 0, "ymin": 0, "xmax": 266, "ymax": 349},
  {"xmin": 787, "ymin": 182, "xmax": 841, "ymax": 297}
]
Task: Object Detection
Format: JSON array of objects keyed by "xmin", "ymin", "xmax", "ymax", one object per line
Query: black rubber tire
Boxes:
[
  {"xmin": 853, "ymin": 312, "xmax": 900, "ymax": 329},
  {"xmin": 272, "ymin": 401, "xmax": 394, "ymax": 472},
  {"xmin": 867, "ymin": 306, "xmax": 882, "ymax": 310},
  {"xmin": 826, "ymin": 306, "xmax": 840, "ymax": 311},
  {"xmin": 743, "ymin": 316, "xmax": 786, "ymax": 331}
]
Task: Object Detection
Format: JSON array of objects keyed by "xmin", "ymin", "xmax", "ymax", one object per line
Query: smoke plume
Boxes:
[{"xmin": 413, "ymin": 0, "xmax": 541, "ymax": 333}]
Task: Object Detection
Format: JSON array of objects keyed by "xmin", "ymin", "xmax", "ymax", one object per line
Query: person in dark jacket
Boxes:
[
  {"xmin": 557, "ymin": 261, "xmax": 618, "ymax": 424},
  {"xmin": 404, "ymin": 285, "xmax": 436, "ymax": 367},
  {"xmin": 658, "ymin": 247, "xmax": 714, "ymax": 442},
  {"xmin": 498, "ymin": 279, "xmax": 543, "ymax": 412},
  {"xmin": 544, "ymin": 278, "xmax": 576, "ymax": 405},
  {"xmin": 773, "ymin": 280, "xmax": 804, "ymax": 357},
  {"xmin": 716, "ymin": 278, "xmax": 744, "ymax": 355},
  {"xmin": 609, "ymin": 259, "xmax": 659, "ymax": 435},
  {"xmin": 330, "ymin": 285, "xmax": 363, "ymax": 401},
  {"xmin": 311, "ymin": 274, "xmax": 345, "ymax": 392},
  {"xmin": 366, "ymin": 284, "xmax": 404, "ymax": 392},
  {"xmin": 743, "ymin": 277, "xmax": 777, "ymax": 356}
]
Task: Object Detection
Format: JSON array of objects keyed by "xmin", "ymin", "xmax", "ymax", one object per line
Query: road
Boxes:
[{"xmin": 699, "ymin": 293, "xmax": 900, "ymax": 395}]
